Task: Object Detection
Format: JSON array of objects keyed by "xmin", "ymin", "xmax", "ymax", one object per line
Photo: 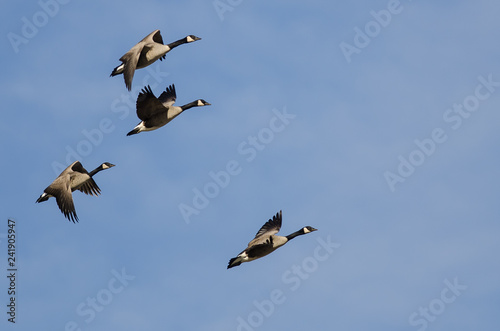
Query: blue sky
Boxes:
[{"xmin": 1, "ymin": 0, "xmax": 500, "ymax": 330}]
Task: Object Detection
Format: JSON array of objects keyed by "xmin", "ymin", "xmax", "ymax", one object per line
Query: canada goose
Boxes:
[
  {"xmin": 36, "ymin": 161, "xmax": 115, "ymax": 223},
  {"xmin": 110, "ymin": 30, "xmax": 201, "ymax": 90},
  {"xmin": 227, "ymin": 211, "xmax": 317, "ymax": 269},
  {"xmin": 126, "ymin": 84, "xmax": 211, "ymax": 136}
]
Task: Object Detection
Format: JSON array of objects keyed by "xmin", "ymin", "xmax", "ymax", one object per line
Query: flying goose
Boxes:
[
  {"xmin": 36, "ymin": 161, "xmax": 115, "ymax": 223},
  {"xmin": 227, "ymin": 211, "xmax": 317, "ymax": 269},
  {"xmin": 110, "ymin": 30, "xmax": 201, "ymax": 90},
  {"xmin": 126, "ymin": 84, "xmax": 211, "ymax": 136}
]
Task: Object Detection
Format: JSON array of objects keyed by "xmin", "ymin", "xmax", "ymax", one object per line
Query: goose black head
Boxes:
[
  {"xmin": 197, "ymin": 99, "xmax": 211, "ymax": 106},
  {"xmin": 186, "ymin": 35, "xmax": 201, "ymax": 43},
  {"xmin": 101, "ymin": 162, "xmax": 116, "ymax": 169},
  {"xmin": 303, "ymin": 226, "xmax": 318, "ymax": 234}
]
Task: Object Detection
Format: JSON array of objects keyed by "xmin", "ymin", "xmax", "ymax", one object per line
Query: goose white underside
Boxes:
[
  {"xmin": 133, "ymin": 122, "xmax": 160, "ymax": 133},
  {"xmin": 38, "ymin": 192, "xmax": 53, "ymax": 200},
  {"xmin": 237, "ymin": 252, "xmax": 251, "ymax": 262},
  {"xmin": 235, "ymin": 251, "xmax": 259, "ymax": 264},
  {"xmin": 114, "ymin": 63, "xmax": 125, "ymax": 75}
]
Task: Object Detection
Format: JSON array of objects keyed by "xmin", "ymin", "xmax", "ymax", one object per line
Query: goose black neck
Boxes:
[
  {"xmin": 181, "ymin": 101, "xmax": 199, "ymax": 111},
  {"xmin": 89, "ymin": 166, "xmax": 104, "ymax": 177},
  {"xmin": 167, "ymin": 37, "xmax": 188, "ymax": 49},
  {"xmin": 286, "ymin": 229, "xmax": 306, "ymax": 241}
]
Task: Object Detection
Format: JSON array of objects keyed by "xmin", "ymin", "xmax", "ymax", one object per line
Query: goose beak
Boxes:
[{"xmin": 310, "ymin": 227, "xmax": 318, "ymax": 232}]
